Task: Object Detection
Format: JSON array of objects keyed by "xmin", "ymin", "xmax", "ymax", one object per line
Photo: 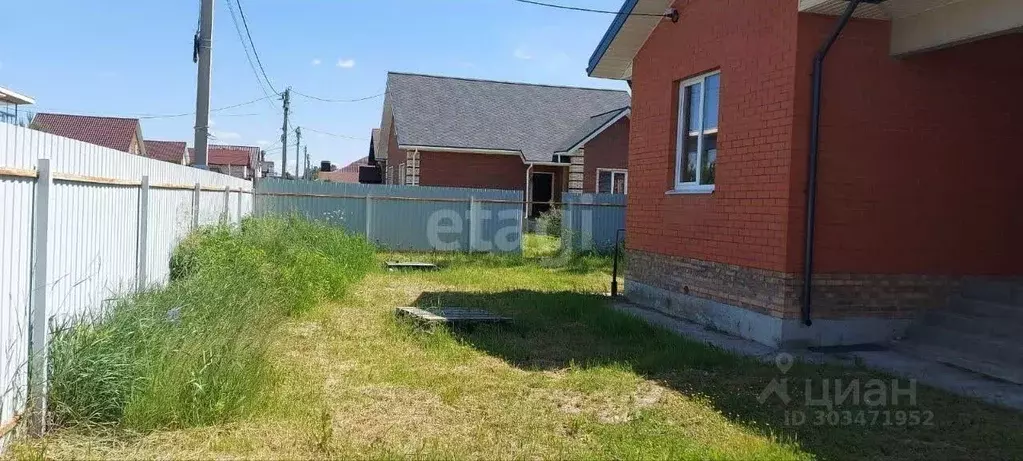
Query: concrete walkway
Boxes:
[{"xmin": 613, "ymin": 300, "xmax": 1023, "ymax": 411}]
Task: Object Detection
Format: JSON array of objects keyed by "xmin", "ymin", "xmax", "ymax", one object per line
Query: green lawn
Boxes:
[{"xmin": 14, "ymin": 235, "xmax": 1023, "ymax": 460}]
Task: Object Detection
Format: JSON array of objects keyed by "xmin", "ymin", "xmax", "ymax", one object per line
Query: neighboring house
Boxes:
[
  {"xmin": 375, "ymin": 72, "xmax": 631, "ymax": 216},
  {"xmin": 188, "ymin": 144, "xmax": 260, "ymax": 179},
  {"xmin": 317, "ymin": 156, "xmax": 368, "ymax": 183},
  {"xmin": 587, "ymin": 0, "xmax": 1023, "ymax": 372},
  {"xmin": 30, "ymin": 113, "xmax": 146, "ymax": 155},
  {"xmin": 143, "ymin": 140, "xmax": 189, "ymax": 165},
  {"xmin": 260, "ymin": 160, "xmax": 276, "ymax": 178}
]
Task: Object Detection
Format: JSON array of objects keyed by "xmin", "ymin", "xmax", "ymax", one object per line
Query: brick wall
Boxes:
[
  {"xmin": 418, "ymin": 151, "xmax": 526, "ymax": 190},
  {"xmin": 627, "ymin": 0, "xmax": 800, "ymax": 273},
  {"xmin": 582, "ymin": 117, "xmax": 630, "ymax": 193},
  {"xmin": 792, "ymin": 16, "xmax": 1023, "ymax": 276}
]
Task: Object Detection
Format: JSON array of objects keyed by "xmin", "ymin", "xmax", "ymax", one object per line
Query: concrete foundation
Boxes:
[{"xmin": 625, "ymin": 279, "xmax": 913, "ymax": 348}]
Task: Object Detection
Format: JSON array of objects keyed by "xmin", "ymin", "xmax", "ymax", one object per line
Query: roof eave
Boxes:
[
  {"xmin": 555, "ymin": 108, "xmax": 631, "ymax": 155},
  {"xmin": 0, "ymin": 87, "xmax": 35, "ymax": 105},
  {"xmin": 587, "ymin": 0, "xmax": 639, "ymax": 77},
  {"xmin": 586, "ymin": 0, "xmax": 675, "ymax": 80}
]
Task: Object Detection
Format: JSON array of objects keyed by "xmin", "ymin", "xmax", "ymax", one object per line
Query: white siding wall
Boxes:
[{"xmin": 0, "ymin": 123, "xmax": 253, "ymax": 439}]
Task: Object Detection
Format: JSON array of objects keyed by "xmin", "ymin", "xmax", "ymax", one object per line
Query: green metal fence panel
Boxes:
[
  {"xmin": 561, "ymin": 193, "xmax": 626, "ymax": 253},
  {"xmin": 256, "ymin": 179, "xmax": 523, "ymax": 253}
]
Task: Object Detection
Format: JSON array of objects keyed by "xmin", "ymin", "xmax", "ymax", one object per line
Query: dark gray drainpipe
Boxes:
[{"xmin": 802, "ymin": 0, "xmax": 877, "ymax": 326}]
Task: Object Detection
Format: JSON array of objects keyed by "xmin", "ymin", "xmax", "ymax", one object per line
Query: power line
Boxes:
[
  {"xmin": 299, "ymin": 126, "xmax": 368, "ymax": 141},
  {"xmin": 32, "ymin": 95, "xmax": 277, "ymax": 120},
  {"xmin": 511, "ymin": 0, "xmax": 670, "ymax": 17},
  {"xmin": 291, "ymin": 91, "xmax": 384, "ymax": 103},
  {"xmin": 223, "ymin": 0, "xmax": 279, "ymax": 111},
  {"xmin": 135, "ymin": 95, "xmax": 277, "ymax": 119},
  {"xmin": 234, "ymin": 0, "xmax": 279, "ymax": 95}
]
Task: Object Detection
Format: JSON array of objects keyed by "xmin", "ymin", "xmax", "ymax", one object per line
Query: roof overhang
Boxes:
[
  {"xmin": 586, "ymin": 0, "xmax": 675, "ymax": 80},
  {"xmin": 800, "ymin": 0, "xmax": 1023, "ymax": 55},
  {"xmin": 0, "ymin": 87, "xmax": 35, "ymax": 105},
  {"xmin": 398, "ymin": 145, "xmax": 522, "ymax": 156},
  {"xmin": 555, "ymin": 108, "xmax": 631, "ymax": 155}
]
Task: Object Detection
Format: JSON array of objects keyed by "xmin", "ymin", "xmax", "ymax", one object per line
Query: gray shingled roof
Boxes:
[
  {"xmin": 554, "ymin": 107, "xmax": 630, "ymax": 154},
  {"xmin": 385, "ymin": 72, "xmax": 630, "ymax": 162}
]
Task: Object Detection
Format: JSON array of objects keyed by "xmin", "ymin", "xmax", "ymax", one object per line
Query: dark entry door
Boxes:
[{"xmin": 531, "ymin": 173, "xmax": 553, "ymax": 217}]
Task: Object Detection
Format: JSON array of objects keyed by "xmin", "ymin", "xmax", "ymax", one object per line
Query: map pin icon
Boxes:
[{"xmin": 775, "ymin": 353, "xmax": 794, "ymax": 374}]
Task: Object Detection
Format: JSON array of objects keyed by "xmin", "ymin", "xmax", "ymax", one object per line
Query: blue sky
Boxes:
[{"xmin": 0, "ymin": 0, "xmax": 628, "ymax": 171}]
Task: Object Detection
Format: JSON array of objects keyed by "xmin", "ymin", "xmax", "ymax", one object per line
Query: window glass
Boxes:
[
  {"xmin": 598, "ymin": 170, "xmax": 613, "ymax": 193},
  {"xmin": 685, "ymin": 82, "xmax": 702, "ymax": 134},
  {"xmin": 700, "ymin": 134, "xmax": 717, "ymax": 185},
  {"xmin": 703, "ymin": 74, "xmax": 720, "ymax": 131},
  {"xmin": 612, "ymin": 172, "xmax": 627, "ymax": 194}
]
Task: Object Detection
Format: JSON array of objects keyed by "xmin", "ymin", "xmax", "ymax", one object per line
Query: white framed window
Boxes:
[
  {"xmin": 597, "ymin": 168, "xmax": 628, "ymax": 194},
  {"xmin": 674, "ymin": 71, "xmax": 720, "ymax": 193},
  {"xmin": 399, "ymin": 162, "xmax": 407, "ymax": 185}
]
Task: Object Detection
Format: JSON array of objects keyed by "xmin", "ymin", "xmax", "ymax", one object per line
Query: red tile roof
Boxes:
[
  {"xmin": 318, "ymin": 156, "xmax": 368, "ymax": 183},
  {"xmin": 187, "ymin": 144, "xmax": 257, "ymax": 166},
  {"xmin": 144, "ymin": 140, "xmax": 187, "ymax": 164},
  {"xmin": 31, "ymin": 113, "xmax": 141, "ymax": 153}
]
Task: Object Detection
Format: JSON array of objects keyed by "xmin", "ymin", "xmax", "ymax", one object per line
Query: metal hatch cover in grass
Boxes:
[
  {"xmin": 396, "ymin": 306, "xmax": 510, "ymax": 325},
  {"xmin": 385, "ymin": 261, "xmax": 438, "ymax": 270}
]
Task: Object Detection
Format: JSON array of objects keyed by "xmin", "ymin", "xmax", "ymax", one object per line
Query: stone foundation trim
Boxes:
[{"xmin": 625, "ymin": 279, "xmax": 913, "ymax": 348}]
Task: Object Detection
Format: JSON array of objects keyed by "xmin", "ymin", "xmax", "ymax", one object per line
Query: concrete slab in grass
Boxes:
[{"xmin": 396, "ymin": 306, "xmax": 510, "ymax": 325}]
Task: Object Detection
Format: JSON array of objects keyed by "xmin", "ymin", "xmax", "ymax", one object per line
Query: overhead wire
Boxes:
[
  {"xmin": 510, "ymin": 0, "xmax": 670, "ymax": 17},
  {"xmin": 222, "ymin": 0, "xmax": 280, "ymax": 112},
  {"xmin": 234, "ymin": 0, "xmax": 279, "ymax": 95},
  {"xmin": 291, "ymin": 91, "xmax": 384, "ymax": 103}
]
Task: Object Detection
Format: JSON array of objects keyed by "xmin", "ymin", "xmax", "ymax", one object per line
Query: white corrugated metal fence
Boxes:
[{"xmin": 0, "ymin": 123, "xmax": 253, "ymax": 439}]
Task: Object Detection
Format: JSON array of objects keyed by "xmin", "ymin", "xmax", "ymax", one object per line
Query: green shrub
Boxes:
[
  {"xmin": 48, "ymin": 216, "xmax": 375, "ymax": 431},
  {"xmin": 535, "ymin": 208, "xmax": 562, "ymax": 237}
]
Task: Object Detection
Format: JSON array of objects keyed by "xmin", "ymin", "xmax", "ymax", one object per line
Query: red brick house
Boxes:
[
  {"xmin": 31, "ymin": 113, "xmax": 146, "ymax": 155},
  {"xmin": 375, "ymin": 72, "xmax": 631, "ymax": 216},
  {"xmin": 588, "ymin": 0, "xmax": 1023, "ymax": 365}
]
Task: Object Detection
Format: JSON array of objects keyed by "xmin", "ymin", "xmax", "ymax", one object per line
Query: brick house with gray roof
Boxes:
[{"xmin": 375, "ymin": 72, "xmax": 631, "ymax": 216}]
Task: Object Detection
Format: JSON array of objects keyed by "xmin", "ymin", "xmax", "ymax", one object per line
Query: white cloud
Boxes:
[
  {"xmin": 256, "ymin": 140, "xmax": 270, "ymax": 146},
  {"xmin": 211, "ymin": 130, "xmax": 241, "ymax": 140},
  {"xmin": 209, "ymin": 118, "xmax": 216, "ymax": 127},
  {"xmin": 336, "ymin": 58, "xmax": 355, "ymax": 69},
  {"xmin": 311, "ymin": 58, "xmax": 322, "ymax": 66},
  {"xmin": 513, "ymin": 47, "xmax": 532, "ymax": 60}
]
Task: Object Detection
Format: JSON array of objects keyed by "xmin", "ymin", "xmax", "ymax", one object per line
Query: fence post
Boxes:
[
  {"xmin": 28, "ymin": 158, "xmax": 52, "ymax": 436},
  {"xmin": 221, "ymin": 186, "xmax": 230, "ymax": 224},
  {"xmin": 136, "ymin": 175, "xmax": 150, "ymax": 292},
  {"xmin": 236, "ymin": 188, "xmax": 243, "ymax": 222},
  {"xmin": 468, "ymin": 196, "xmax": 478, "ymax": 252},
  {"xmin": 192, "ymin": 182, "xmax": 201, "ymax": 229},
  {"xmin": 365, "ymin": 194, "xmax": 373, "ymax": 241}
]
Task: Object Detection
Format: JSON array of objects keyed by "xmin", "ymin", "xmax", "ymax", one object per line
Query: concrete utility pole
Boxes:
[
  {"xmin": 304, "ymin": 146, "xmax": 309, "ymax": 179},
  {"xmin": 192, "ymin": 0, "xmax": 214, "ymax": 169},
  {"xmin": 280, "ymin": 88, "xmax": 290, "ymax": 177},
  {"xmin": 294, "ymin": 126, "xmax": 302, "ymax": 179}
]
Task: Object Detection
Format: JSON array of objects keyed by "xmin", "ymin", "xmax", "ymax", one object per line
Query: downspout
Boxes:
[{"xmin": 802, "ymin": 0, "xmax": 869, "ymax": 326}]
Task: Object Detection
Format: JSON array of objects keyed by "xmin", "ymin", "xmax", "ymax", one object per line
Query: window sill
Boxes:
[{"xmin": 665, "ymin": 186, "xmax": 715, "ymax": 195}]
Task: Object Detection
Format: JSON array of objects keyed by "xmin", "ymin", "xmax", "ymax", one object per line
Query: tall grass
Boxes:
[{"xmin": 47, "ymin": 216, "xmax": 375, "ymax": 432}]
